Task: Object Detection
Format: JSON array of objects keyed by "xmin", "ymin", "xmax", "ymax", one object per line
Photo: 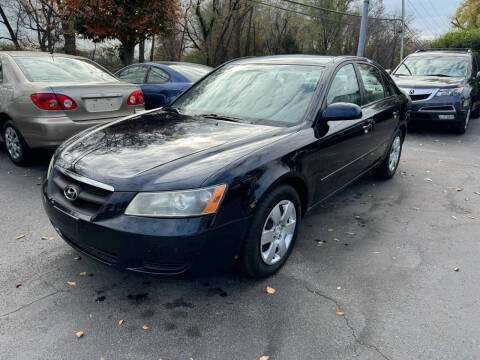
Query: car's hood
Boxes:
[
  {"xmin": 392, "ymin": 75, "xmax": 465, "ymax": 89},
  {"xmin": 57, "ymin": 110, "xmax": 284, "ymax": 185}
]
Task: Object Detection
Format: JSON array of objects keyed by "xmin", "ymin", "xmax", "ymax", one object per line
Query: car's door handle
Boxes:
[
  {"xmin": 362, "ymin": 121, "xmax": 374, "ymax": 134},
  {"xmin": 393, "ymin": 110, "xmax": 400, "ymax": 119}
]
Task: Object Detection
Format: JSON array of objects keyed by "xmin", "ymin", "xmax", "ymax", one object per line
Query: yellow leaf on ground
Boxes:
[
  {"xmin": 451, "ymin": 216, "xmax": 457, "ymax": 220},
  {"xmin": 67, "ymin": 281, "xmax": 76, "ymax": 286},
  {"xmin": 327, "ymin": 228, "xmax": 334, "ymax": 232},
  {"xmin": 265, "ymin": 286, "xmax": 276, "ymax": 294},
  {"xmin": 49, "ymin": 237, "xmax": 55, "ymax": 240},
  {"xmin": 142, "ymin": 325, "xmax": 149, "ymax": 330},
  {"xmin": 456, "ymin": 187, "xmax": 463, "ymax": 192},
  {"xmin": 79, "ymin": 272, "xmax": 86, "ymax": 276},
  {"xmin": 76, "ymin": 331, "xmax": 84, "ymax": 338},
  {"xmin": 41, "ymin": 236, "xmax": 48, "ymax": 240},
  {"xmin": 345, "ymin": 232, "xmax": 355, "ymax": 236},
  {"xmin": 118, "ymin": 319, "xmax": 124, "ymax": 325},
  {"xmin": 454, "ymin": 267, "xmax": 459, "ymax": 272},
  {"xmin": 16, "ymin": 234, "xmax": 25, "ymax": 240},
  {"xmin": 15, "ymin": 283, "xmax": 21, "ymax": 288},
  {"xmin": 425, "ymin": 178, "xmax": 433, "ymax": 182},
  {"xmin": 259, "ymin": 356, "xmax": 270, "ymax": 360},
  {"xmin": 413, "ymin": 207, "xmax": 420, "ymax": 211},
  {"xmin": 337, "ymin": 312, "xmax": 344, "ymax": 316}
]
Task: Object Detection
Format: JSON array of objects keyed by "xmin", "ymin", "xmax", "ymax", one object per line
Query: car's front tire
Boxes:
[
  {"xmin": 240, "ymin": 184, "xmax": 301, "ymax": 278},
  {"xmin": 451, "ymin": 106, "xmax": 471, "ymax": 134},
  {"xmin": 373, "ymin": 129, "xmax": 403, "ymax": 180},
  {"xmin": 2, "ymin": 120, "xmax": 31, "ymax": 165}
]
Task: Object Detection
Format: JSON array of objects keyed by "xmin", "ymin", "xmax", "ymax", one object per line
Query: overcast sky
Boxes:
[{"xmin": 382, "ymin": 0, "xmax": 462, "ymax": 39}]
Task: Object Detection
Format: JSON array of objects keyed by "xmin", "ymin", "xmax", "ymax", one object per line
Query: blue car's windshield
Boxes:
[{"xmin": 171, "ymin": 64, "xmax": 324, "ymax": 124}]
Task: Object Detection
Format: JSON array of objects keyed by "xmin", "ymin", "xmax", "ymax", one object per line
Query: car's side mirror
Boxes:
[
  {"xmin": 385, "ymin": 69, "xmax": 392, "ymax": 74},
  {"xmin": 321, "ymin": 103, "xmax": 362, "ymax": 121}
]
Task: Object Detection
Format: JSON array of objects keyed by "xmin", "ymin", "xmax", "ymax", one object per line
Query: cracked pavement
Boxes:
[{"xmin": 1, "ymin": 118, "xmax": 480, "ymax": 360}]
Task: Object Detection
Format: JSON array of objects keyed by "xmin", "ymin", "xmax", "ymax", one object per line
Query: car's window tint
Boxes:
[
  {"xmin": 358, "ymin": 64, "xmax": 386, "ymax": 104},
  {"xmin": 168, "ymin": 64, "xmax": 212, "ymax": 81},
  {"xmin": 172, "ymin": 64, "xmax": 324, "ymax": 124},
  {"xmin": 117, "ymin": 66, "xmax": 148, "ymax": 84},
  {"xmin": 147, "ymin": 67, "xmax": 169, "ymax": 84},
  {"xmin": 394, "ymin": 56, "xmax": 469, "ymax": 77},
  {"xmin": 14, "ymin": 56, "xmax": 116, "ymax": 83},
  {"xmin": 326, "ymin": 64, "xmax": 361, "ymax": 106}
]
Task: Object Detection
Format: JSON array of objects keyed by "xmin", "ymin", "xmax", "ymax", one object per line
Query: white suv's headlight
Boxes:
[
  {"xmin": 125, "ymin": 184, "xmax": 227, "ymax": 217},
  {"xmin": 435, "ymin": 87, "xmax": 463, "ymax": 97},
  {"xmin": 47, "ymin": 155, "xmax": 55, "ymax": 179}
]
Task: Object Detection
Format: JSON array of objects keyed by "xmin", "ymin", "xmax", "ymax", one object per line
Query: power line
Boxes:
[
  {"xmin": 277, "ymin": 0, "xmax": 401, "ymax": 22},
  {"xmin": 406, "ymin": 0, "xmax": 440, "ymax": 39},
  {"xmin": 247, "ymin": 0, "xmax": 357, "ymax": 24},
  {"xmin": 415, "ymin": 0, "xmax": 448, "ymax": 35},
  {"xmin": 425, "ymin": 0, "xmax": 452, "ymax": 30}
]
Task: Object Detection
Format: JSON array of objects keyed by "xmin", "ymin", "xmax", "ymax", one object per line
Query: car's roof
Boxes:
[
  {"xmin": 408, "ymin": 51, "xmax": 471, "ymax": 58},
  {"xmin": 229, "ymin": 55, "xmax": 359, "ymax": 66},
  {"xmin": 152, "ymin": 61, "xmax": 213, "ymax": 69},
  {"xmin": 0, "ymin": 50, "xmax": 83, "ymax": 59}
]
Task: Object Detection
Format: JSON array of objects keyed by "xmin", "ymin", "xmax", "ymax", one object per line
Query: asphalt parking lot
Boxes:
[{"xmin": 1, "ymin": 118, "xmax": 480, "ymax": 360}]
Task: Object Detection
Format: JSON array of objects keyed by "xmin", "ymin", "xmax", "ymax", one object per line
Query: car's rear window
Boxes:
[
  {"xmin": 14, "ymin": 56, "xmax": 117, "ymax": 83},
  {"xmin": 168, "ymin": 64, "xmax": 212, "ymax": 81}
]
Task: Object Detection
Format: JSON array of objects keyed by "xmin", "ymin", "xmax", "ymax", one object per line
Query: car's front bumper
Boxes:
[
  {"xmin": 42, "ymin": 182, "xmax": 249, "ymax": 277},
  {"xmin": 407, "ymin": 97, "xmax": 469, "ymax": 123}
]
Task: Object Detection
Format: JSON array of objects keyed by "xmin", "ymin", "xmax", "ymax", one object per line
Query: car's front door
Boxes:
[
  {"xmin": 356, "ymin": 62, "xmax": 400, "ymax": 161},
  {"xmin": 310, "ymin": 62, "xmax": 376, "ymax": 202}
]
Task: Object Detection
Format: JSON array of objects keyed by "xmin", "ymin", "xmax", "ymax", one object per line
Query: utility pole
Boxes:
[
  {"xmin": 357, "ymin": 0, "xmax": 370, "ymax": 57},
  {"xmin": 400, "ymin": 0, "xmax": 405, "ymax": 60}
]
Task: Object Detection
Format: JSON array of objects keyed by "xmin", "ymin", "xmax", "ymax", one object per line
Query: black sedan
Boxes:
[{"xmin": 42, "ymin": 55, "xmax": 408, "ymax": 278}]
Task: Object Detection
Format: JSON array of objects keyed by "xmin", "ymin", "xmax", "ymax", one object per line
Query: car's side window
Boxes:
[
  {"xmin": 326, "ymin": 64, "xmax": 361, "ymax": 106},
  {"xmin": 358, "ymin": 63, "xmax": 387, "ymax": 104},
  {"xmin": 117, "ymin": 66, "xmax": 148, "ymax": 84},
  {"xmin": 147, "ymin": 67, "xmax": 169, "ymax": 84}
]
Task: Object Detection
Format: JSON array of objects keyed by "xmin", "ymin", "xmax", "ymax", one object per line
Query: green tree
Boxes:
[{"xmin": 452, "ymin": 0, "xmax": 480, "ymax": 29}]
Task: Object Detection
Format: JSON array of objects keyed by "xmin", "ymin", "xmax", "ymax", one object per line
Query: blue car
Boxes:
[{"xmin": 116, "ymin": 62, "xmax": 213, "ymax": 110}]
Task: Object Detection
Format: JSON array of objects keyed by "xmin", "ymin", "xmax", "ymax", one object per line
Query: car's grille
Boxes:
[
  {"xmin": 419, "ymin": 105, "xmax": 456, "ymax": 112},
  {"xmin": 410, "ymin": 94, "xmax": 431, "ymax": 101},
  {"xmin": 49, "ymin": 168, "xmax": 112, "ymax": 218}
]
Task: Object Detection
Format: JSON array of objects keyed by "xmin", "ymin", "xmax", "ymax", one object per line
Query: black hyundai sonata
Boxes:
[{"xmin": 42, "ymin": 55, "xmax": 408, "ymax": 278}]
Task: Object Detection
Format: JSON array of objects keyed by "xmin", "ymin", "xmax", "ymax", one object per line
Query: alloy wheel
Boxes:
[
  {"xmin": 5, "ymin": 127, "xmax": 22, "ymax": 161},
  {"xmin": 388, "ymin": 135, "xmax": 401, "ymax": 173},
  {"xmin": 260, "ymin": 200, "xmax": 297, "ymax": 265}
]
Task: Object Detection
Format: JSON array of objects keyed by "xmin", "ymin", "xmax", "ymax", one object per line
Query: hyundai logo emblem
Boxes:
[
  {"xmin": 409, "ymin": 89, "xmax": 415, "ymax": 95},
  {"xmin": 64, "ymin": 185, "xmax": 79, "ymax": 201}
]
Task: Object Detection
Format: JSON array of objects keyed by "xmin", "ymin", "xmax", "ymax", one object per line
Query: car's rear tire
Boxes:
[
  {"xmin": 240, "ymin": 184, "xmax": 301, "ymax": 278},
  {"xmin": 451, "ymin": 107, "xmax": 470, "ymax": 134},
  {"xmin": 373, "ymin": 129, "xmax": 403, "ymax": 180},
  {"xmin": 2, "ymin": 120, "xmax": 31, "ymax": 165}
]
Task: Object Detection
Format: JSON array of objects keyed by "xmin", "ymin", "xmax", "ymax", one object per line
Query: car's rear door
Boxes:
[
  {"xmin": 142, "ymin": 66, "xmax": 172, "ymax": 109},
  {"xmin": 356, "ymin": 61, "xmax": 400, "ymax": 161}
]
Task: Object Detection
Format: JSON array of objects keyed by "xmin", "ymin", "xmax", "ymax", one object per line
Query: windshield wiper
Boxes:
[
  {"xmin": 163, "ymin": 105, "xmax": 179, "ymax": 114},
  {"xmin": 425, "ymin": 74, "xmax": 451, "ymax": 77},
  {"xmin": 197, "ymin": 113, "xmax": 245, "ymax": 123}
]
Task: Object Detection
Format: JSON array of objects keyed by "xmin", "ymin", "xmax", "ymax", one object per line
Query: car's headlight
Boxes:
[
  {"xmin": 125, "ymin": 184, "xmax": 227, "ymax": 217},
  {"xmin": 435, "ymin": 87, "xmax": 463, "ymax": 97},
  {"xmin": 47, "ymin": 155, "xmax": 55, "ymax": 179}
]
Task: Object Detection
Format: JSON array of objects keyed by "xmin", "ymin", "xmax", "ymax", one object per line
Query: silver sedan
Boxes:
[{"xmin": 0, "ymin": 51, "xmax": 145, "ymax": 165}]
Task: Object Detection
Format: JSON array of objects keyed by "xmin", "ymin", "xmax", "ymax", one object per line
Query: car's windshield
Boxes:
[
  {"xmin": 168, "ymin": 63, "xmax": 212, "ymax": 81},
  {"xmin": 393, "ymin": 55, "xmax": 469, "ymax": 77},
  {"xmin": 14, "ymin": 56, "xmax": 117, "ymax": 83},
  {"xmin": 171, "ymin": 64, "xmax": 324, "ymax": 124}
]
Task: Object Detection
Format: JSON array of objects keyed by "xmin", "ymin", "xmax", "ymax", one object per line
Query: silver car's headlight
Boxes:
[
  {"xmin": 125, "ymin": 184, "xmax": 227, "ymax": 217},
  {"xmin": 47, "ymin": 155, "xmax": 55, "ymax": 179},
  {"xmin": 435, "ymin": 87, "xmax": 463, "ymax": 97}
]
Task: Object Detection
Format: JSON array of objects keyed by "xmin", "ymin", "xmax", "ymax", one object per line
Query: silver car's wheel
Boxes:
[
  {"xmin": 260, "ymin": 200, "xmax": 297, "ymax": 265},
  {"xmin": 5, "ymin": 126, "xmax": 22, "ymax": 161},
  {"xmin": 388, "ymin": 135, "xmax": 401, "ymax": 173}
]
